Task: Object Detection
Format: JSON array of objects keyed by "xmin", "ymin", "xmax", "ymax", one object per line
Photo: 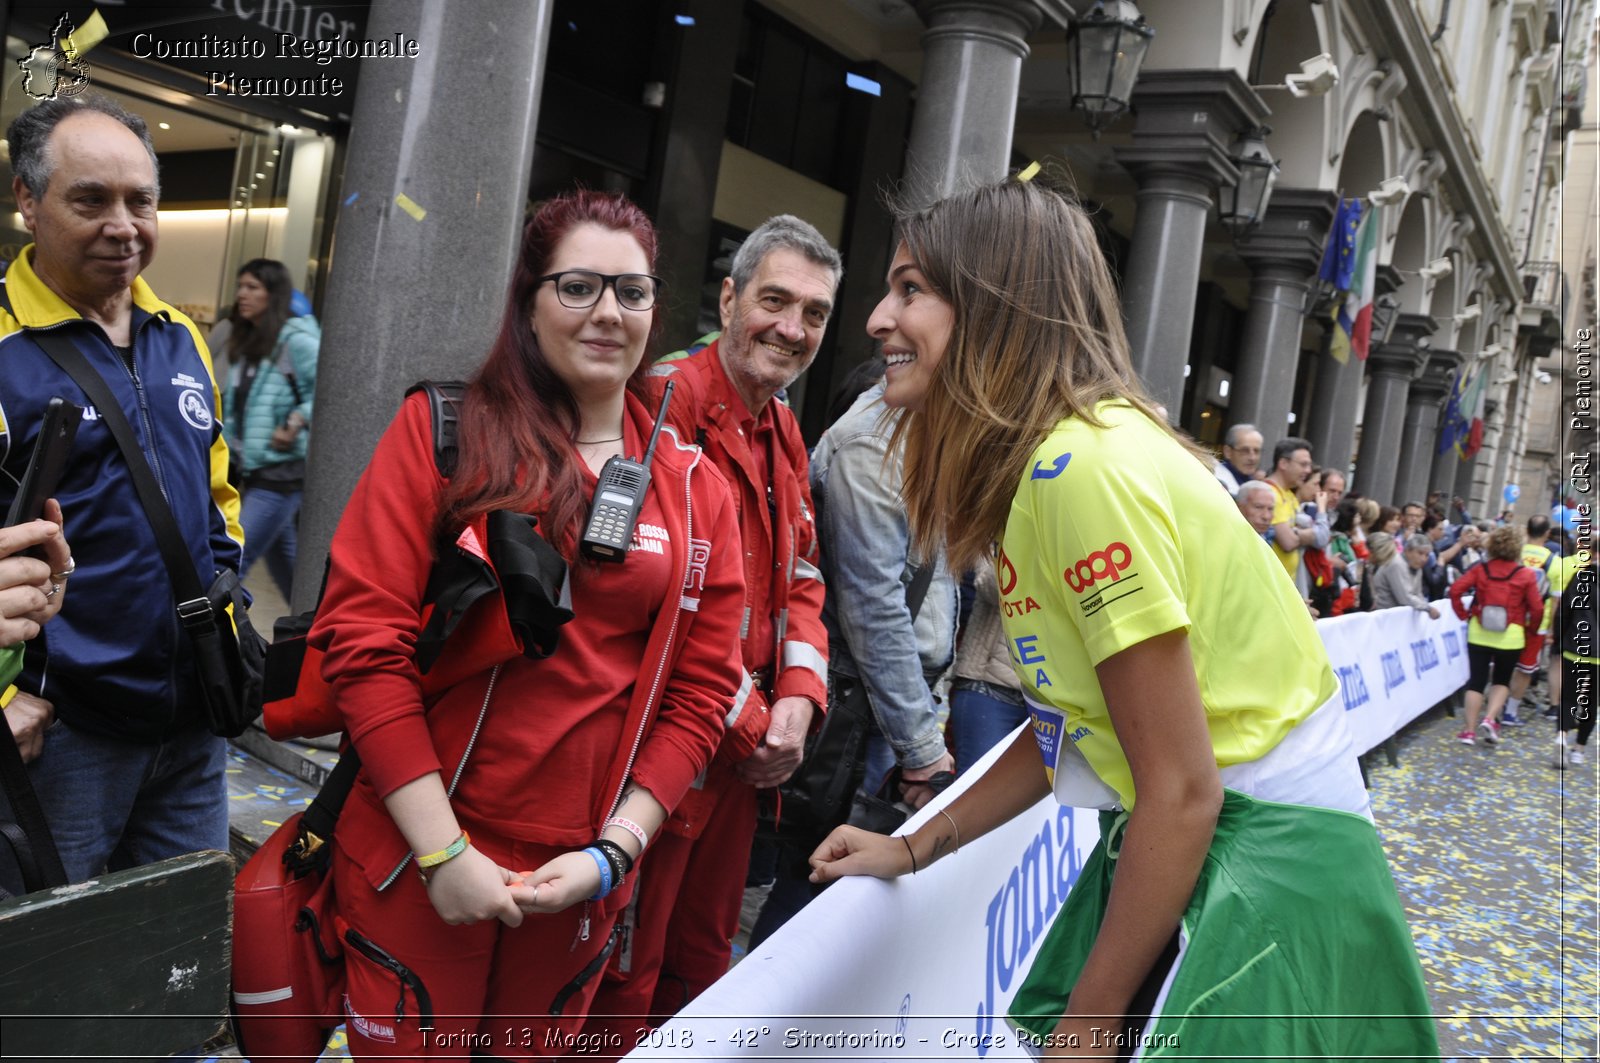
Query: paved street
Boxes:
[{"xmin": 1366, "ymin": 702, "xmax": 1598, "ymax": 1062}]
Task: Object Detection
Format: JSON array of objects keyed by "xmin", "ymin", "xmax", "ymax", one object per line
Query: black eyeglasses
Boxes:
[{"xmin": 538, "ymin": 270, "xmax": 662, "ymax": 312}]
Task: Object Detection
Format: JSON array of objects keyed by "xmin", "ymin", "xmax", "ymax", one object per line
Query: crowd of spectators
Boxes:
[{"xmin": 1219, "ymin": 420, "xmax": 1591, "ymax": 761}]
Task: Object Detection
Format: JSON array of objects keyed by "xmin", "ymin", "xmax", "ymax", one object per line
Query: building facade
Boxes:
[{"xmin": 3, "ymin": 0, "xmax": 1589, "ymax": 581}]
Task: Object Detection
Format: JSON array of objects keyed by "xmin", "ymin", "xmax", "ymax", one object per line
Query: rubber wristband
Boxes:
[
  {"xmin": 584, "ymin": 846, "xmax": 613, "ymax": 900},
  {"xmin": 0, "ymin": 685, "xmax": 17, "ymax": 710},
  {"xmin": 415, "ymin": 830, "xmax": 470, "ymax": 869},
  {"xmin": 604, "ymin": 815, "xmax": 649, "ymax": 853}
]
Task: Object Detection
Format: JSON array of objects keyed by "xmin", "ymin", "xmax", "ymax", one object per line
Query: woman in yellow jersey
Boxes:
[{"xmin": 807, "ymin": 175, "xmax": 1438, "ymax": 1060}]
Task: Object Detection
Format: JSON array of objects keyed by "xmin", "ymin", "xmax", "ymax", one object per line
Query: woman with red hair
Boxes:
[{"xmin": 308, "ymin": 190, "xmax": 745, "ymax": 1057}]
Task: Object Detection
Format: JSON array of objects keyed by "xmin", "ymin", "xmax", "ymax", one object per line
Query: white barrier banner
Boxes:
[
  {"xmin": 1321, "ymin": 602, "xmax": 1470, "ymax": 755},
  {"xmin": 634, "ymin": 606, "xmax": 1467, "ymax": 1059},
  {"xmin": 630, "ymin": 731, "xmax": 1098, "ymax": 1060}
]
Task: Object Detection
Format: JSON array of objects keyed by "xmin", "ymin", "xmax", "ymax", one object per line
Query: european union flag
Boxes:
[{"xmin": 1318, "ymin": 198, "xmax": 1363, "ymax": 291}]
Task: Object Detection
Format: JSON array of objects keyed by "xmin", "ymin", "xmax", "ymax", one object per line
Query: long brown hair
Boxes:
[
  {"xmin": 436, "ymin": 190, "xmax": 662, "ymax": 557},
  {"xmin": 227, "ymin": 258, "xmax": 294, "ymax": 366},
  {"xmin": 889, "ymin": 176, "xmax": 1208, "ymax": 573}
]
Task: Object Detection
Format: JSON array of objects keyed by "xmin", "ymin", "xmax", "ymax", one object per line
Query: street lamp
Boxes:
[
  {"xmin": 1067, "ymin": 0, "xmax": 1155, "ymax": 134},
  {"xmin": 1370, "ymin": 293, "xmax": 1402, "ymax": 347},
  {"xmin": 1218, "ymin": 126, "xmax": 1279, "ymax": 233}
]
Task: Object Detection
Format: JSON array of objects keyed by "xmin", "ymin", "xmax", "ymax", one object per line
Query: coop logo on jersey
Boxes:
[
  {"xmin": 178, "ymin": 389, "xmax": 212, "ymax": 430},
  {"xmin": 1064, "ymin": 541, "xmax": 1133, "ymax": 593}
]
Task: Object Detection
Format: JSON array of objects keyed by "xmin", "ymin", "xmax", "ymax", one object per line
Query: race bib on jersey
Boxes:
[{"xmin": 1024, "ymin": 693, "xmax": 1122, "ymax": 810}]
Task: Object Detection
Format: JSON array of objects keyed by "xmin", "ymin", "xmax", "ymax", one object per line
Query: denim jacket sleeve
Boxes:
[{"xmin": 820, "ymin": 427, "xmax": 950, "ymax": 770}]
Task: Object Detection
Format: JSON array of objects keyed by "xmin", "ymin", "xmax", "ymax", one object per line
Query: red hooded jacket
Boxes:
[
  {"xmin": 309, "ymin": 390, "xmax": 745, "ymax": 890},
  {"xmin": 647, "ymin": 342, "xmax": 828, "ymax": 837}
]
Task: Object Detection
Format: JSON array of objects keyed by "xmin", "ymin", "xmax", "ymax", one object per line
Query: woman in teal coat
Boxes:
[{"xmin": 222, "ymin": 259, "xmax": 318, "ymax": 600}]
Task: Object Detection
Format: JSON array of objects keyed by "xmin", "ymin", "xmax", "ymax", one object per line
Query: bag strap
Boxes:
[
  {"xmin": 0, "ymin": 707, "xmax": 67, "ymax": 892},
  {"xmin": 904, "ymin": 559, "xmax": 935, "ymax": 621},
  {"xmin": 26, "ymin": 329, "xmax": 210, "ymax": 617},
  {"xmin": 406, "ymin": 380, "xmax": 466, "ymax": 478}
]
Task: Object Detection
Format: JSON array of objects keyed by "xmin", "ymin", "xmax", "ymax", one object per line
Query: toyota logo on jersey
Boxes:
[{"xmin": 1064, "ymin": 542, "xmax": 1132, "ymax": 593}]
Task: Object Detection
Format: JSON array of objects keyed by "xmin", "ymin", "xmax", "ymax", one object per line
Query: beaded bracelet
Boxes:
[
  {"xmin": 604, "ymin": 815, "xmax": 649, "ymax": 853},
  {"xmin": 415, "ymin": 831, "xmax": 470, "ymax": 869},
  {"xmin": 583, "ymin": 846, "xmax": 614, "ymax": 900}
]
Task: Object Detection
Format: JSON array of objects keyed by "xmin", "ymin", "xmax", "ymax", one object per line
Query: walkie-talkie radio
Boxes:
[{"xmin": 580, "ymin": 380, "xmax": 676, "ymax": 562}]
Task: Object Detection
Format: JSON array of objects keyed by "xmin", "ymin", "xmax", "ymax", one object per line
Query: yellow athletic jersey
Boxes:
[
  {"xmin": 1268, "ymin": 480, "xmax": 1300, "ymax": 576},
  {"xmin": 1466, "ymin": 618, "xmax": 1526, "ymax": 650},
  {"xmin": 998, "ymin": 402, "xmax": 1337, "ymax": 809}
]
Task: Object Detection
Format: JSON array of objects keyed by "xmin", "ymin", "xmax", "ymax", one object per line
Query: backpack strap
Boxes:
[{"xmin": 405, "ymin": 380, "xmax": 467, "ymax": 478}]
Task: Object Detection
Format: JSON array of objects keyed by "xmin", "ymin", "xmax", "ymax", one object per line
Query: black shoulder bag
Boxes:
[{"xmin": 30, "ymin": 330, "xmax": 267, "ymax": 738}]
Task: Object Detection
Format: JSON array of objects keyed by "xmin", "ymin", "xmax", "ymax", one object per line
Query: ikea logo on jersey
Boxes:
[{"xmin": 973, "ymin": 805, "xmax": 1084, "ymax": 1057}]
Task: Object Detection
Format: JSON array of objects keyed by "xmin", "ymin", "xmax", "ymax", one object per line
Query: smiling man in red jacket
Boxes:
[{"xmin": 583, "ymin": 216, "xmax": 839, "ymax": 1046}]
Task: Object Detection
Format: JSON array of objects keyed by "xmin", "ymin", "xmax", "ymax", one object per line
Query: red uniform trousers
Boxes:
[
  {"xmin": 333, "ymin": 830, "xmax": 626, "ymax": 1061},
  {"xmin": 579, "ymin": 775, "xmax": 757, "ymax": 1057}
]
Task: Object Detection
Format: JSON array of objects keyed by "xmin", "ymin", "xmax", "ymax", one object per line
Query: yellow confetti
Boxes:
[
  {"xmin": 61, "ymin": 10, "xmax": 109, "ymax": 61},
  {"xmin": 1017, "ymin": 160, "xmax": 1042, "ymax": 183},
  {"xmin": 394, "ymin": 192, "xmax": 427, "ymax": 221},
  {"xmin": 263, "ymin": 819, "xmax": 282, "ymax": 828}
]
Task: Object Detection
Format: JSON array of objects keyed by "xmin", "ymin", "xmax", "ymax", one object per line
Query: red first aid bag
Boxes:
[{"xmin": 231, "ymin": 810, "xmax": 344, "ymax": 1062}]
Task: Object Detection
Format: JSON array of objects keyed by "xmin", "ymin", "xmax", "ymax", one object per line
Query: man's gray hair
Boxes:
[
  {"xmin": 729, "ymin": 214, "xmax": 843, "ymax": 293},
  {"xmin": 1224, "ymin": 423, "xmax": 1260, "ymax": 447},
  {"xmin": 1235, "ymin": 479, "xmax": 1275, "ymax": 506},
  {"xmin": 8, "ymin": 93, "xmax": 160, "ymax": 199},
  {"xmin": 1404, "ymin": 533, "xmax": 1434, "ymax": 553}
]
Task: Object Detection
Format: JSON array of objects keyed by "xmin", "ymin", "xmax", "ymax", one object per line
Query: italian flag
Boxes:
[{"xmin": 1345, "ymin": 203, "xmax": 1381, "ymax": 361}]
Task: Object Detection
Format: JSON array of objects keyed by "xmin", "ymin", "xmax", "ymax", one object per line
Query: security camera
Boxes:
[
  {"xmin": 1369, "ymin": 176, "xmax": 1410, "ymax": 206},
  {"xmin": 1537, "ymin": 371, "xmax": 1554, "ymax": 385},
  {"xmin": 1418, "ymin": 257, "xmax": 1453, "ymax": 282},
  {"xmin": 1286, "ymin": 53, "xmax": 1340, "ymax": 97}
]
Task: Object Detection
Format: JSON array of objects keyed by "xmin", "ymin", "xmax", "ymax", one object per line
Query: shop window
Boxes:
[
  {"xmin": 0, "ymin": 41, "xmax": 334, "ymax": 340},
  {"xmin": 724, "ymin": 5, "xmax": 853, "ymax": 190}
]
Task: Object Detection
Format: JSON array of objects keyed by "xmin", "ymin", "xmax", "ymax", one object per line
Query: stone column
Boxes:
[
  {"xmin": 643, "ymin": 0, "xmax": 743, "ymax": 350},
  {"xmin": 1429, "ymin": 365, "xmax": 1469, "ymax": 503},
  {"xmin": 1304, "ymin": 342, "xmax": 1363, "ymax": 474},
  {"xmin": 1305, "ymin": 264, "xmax": 1402, "ymax": 476},
  {"xmin": 292, "ymin": 0, "xmax": 555, "ymax": 610},
  {"xmin": 1394, "ymin": 350, "xmax": 1462, "ymax": 508},
  {"xmin": 1354, "ymin": 313, "xmax": 1434, "ymax": 504},
  {"xmin": 1230, "ymin": 189, "xmax": 1337, "ymax": 442},
  {"xmin": 902, "ymin": 0, "xmax": 1070, "ymax": 205},
  {"xmin": 1116, "ymin": 71, "xmax": 1270, "ymax": 414}
]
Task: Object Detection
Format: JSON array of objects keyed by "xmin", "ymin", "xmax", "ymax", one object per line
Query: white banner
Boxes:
[
  {"xmin": 1322, "ymin": 601, "xmax": 1470, "ymax": 755},
  {"xmin": 633, "ymin": 605, "xmax": 1466, "ymax": 1059}
]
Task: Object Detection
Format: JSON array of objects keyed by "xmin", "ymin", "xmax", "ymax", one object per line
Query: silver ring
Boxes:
[
  {"xmin": 51, "ymin": 556, "xmax": 76, "ymax": 581},
  {"xmin": 44, "ymin": 582, "xmax": 60, "ymax": 600}
]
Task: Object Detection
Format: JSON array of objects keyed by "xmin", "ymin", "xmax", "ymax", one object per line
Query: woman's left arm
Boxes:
[{"xmin": 1048, "ymin": 629, "xmax": 1222, "ymax": 1053}]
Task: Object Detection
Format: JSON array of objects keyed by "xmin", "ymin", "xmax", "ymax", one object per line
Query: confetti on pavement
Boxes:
[{"xmin": 1367, "ymin": 699, "xmax": 1598, "ymax": 1062}]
